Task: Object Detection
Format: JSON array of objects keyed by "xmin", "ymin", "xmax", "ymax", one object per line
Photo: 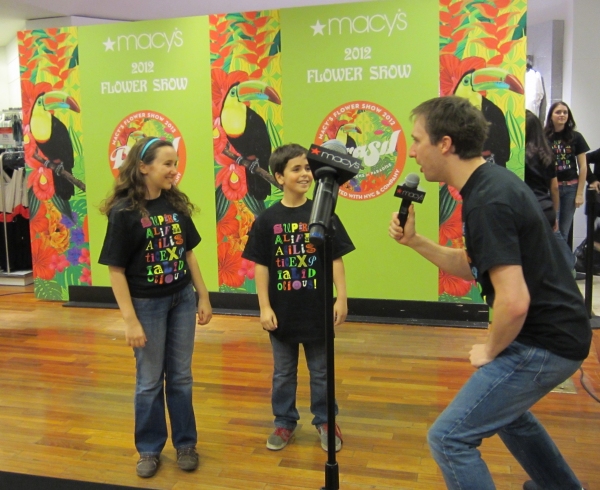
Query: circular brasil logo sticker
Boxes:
[
  {"xmin": 314, "ymin": 100, "xmax": 406, "ymax": 200},
  {"xmin": 108, "ymin": 110, "xmax": 187, "ymax": 183}
]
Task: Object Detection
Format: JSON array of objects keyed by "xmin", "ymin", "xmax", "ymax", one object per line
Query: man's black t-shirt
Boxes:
[
  {"xmin": 460, "ymin": 162, "xmax": 591, "ymax": 360},
  {"xmin": 99, "ymin": 195, "xmax": 201, "ymax": 298},
  {"xmin": 242, "ymin": 200, "xmax": 355, "ymax": 343}
]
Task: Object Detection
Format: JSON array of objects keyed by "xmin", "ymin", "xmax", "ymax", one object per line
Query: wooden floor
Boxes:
[{"xmin": 1, "ymin": 285, "xmax": 599, "ymax": 490}]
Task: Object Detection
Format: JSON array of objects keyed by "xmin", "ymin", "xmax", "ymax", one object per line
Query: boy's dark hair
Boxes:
[
  {"xmin": 269, "ymin": 143, "xmax": 308, "ymax": 176},
  {"xmin": 411, "ymin": 96, "xmax": 489, "ymax": 160}
]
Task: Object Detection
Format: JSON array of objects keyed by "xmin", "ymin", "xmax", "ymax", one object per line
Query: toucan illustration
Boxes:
[
  {"xmin": 30, "ymin": 91, "xmax": 81, "ymax": 208},
  {"xmin": 220, "ymin": 80, "xmax": 281, "ymax": 201},
  {"xmin": 326, "ymin": 120, "xmax": 362, "ymax": 151},
  {"xmin": 453, "ymin": 67, "xmax": 524, "ymax": 167}
]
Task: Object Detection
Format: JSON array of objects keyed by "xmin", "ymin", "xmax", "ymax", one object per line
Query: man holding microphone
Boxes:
[{"xmin": 389, "ymin": 96, "xmax": 590, "ymax": 490}]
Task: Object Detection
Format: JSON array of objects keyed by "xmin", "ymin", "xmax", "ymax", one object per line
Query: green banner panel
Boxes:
[
  {"xmin": 79, "ymin": 17, "xmax": 218, "ymax": 289},
  {"xmin": 280, "ymin": 0, "xmax": 440, "ymax": 300}
]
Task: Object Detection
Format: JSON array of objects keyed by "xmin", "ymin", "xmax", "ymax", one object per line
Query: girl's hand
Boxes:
[{"xmin": 125, "ymin": 320, "xmax": 147, "ymax": 348}]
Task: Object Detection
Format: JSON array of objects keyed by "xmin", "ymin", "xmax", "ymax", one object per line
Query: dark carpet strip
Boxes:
[{"xmin": 0, "ymin": 471, "xmax": 150, "ymax": 490}]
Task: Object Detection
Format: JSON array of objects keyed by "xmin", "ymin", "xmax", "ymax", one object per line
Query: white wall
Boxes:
[
  {"xmin": 0, "ymin": 44, "xmax": 8, "ymax": 111},
  {"xmin": 568, "ymin": 0, "xmax": 600, "ymax": 246},
  {"xmin": 6, "ymin": 38, "xmax": 21, "ymax": 109}
]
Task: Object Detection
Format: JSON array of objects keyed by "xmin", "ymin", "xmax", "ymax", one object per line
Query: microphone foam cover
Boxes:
[
  {"xmin": 404, "ymin": 173, "xmax": 420, "ymax": 189},
  {"xmin": 322, "ymin": 138, "xmax": 348, "ymax": 155}
]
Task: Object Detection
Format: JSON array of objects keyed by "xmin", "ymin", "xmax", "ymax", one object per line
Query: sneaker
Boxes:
[
  {"xmin": 136, "ymin": 455, "xmax": 159, "ymax": 478},
  {"xmin": 316, "ymin": 423, "xmax": 342, "ymax": 452},
  {"xmin": 266, "ymin": 427, "xmax": 295, "ymax": 450},
  {"xmin": 176, "ymin": 446, "xmax": 199, "ymax": 471}
]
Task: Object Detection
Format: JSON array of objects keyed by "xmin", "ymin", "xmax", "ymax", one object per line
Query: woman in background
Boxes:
[
  {"xmin": 544, "ymin": 101, "xmax": 589, "ymax": 241},
  {"xmin": 527, "ymin": 110, "xmax": 575, "ymax": 270}
]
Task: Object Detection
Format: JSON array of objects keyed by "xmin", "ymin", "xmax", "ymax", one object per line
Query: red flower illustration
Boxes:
[
  {"xmin": 440, "ymin": 204, "xmax": 463, "ymax": 245},
  {"xmin": 216, "ymin": 163, "xmax": 248, "ymax": 201},
  {"xmin": 360, "ymin": 173, "xmax": 387, "ymax": 193},
  {"xmin": 30, "ymin": 201, "xmax": 49, "ymax": 237},
  {"xmin": 28, "ymin": 165, "xmax": 55, "ymax": 201},
  {"xmin": 217, "ymin": 203, "xmax": 240, "ymax": 242},
  {"xmin": 31, "ymin": 239, "xmax": 58, "ymax": 280},
  {"xmin": 239, "ymin": 258, "xmax": 255, "ymax": 280},
  {"xmin": 439, "ymin": 269, "xmax": 473, "ymax": 297},
  {"xmin": 80, "ymin": 267, "xmax": 92, "ymax": 285},
  {"xmin": 439, "ymin": 54, "xmax": 486, "ymax": 97},
  {"xmin": 78, "ymin": 248, "xmax": 91, "ymax": 266},
  {"xmin": 51, "ymin": 253, "xmax": 70, "ymax": 273},
  {"xmin": 218, "ymin": 241, "xmax": 244, "ymax": 288}
]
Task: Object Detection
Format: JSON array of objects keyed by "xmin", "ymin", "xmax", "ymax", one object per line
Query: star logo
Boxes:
[
  {"xmin": 310, "ymin": 20, "xmax": 326, "ymax": 36},
  {"xmin": 103, "ymin": 37, "xmax": 115, "ymax": 51}
]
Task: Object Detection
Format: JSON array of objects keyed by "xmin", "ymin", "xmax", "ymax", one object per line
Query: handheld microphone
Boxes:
[
  {"xmin": 308, "ymin": 139, "xmax": 361, "ymax": 246},
  {"xmin": 394, "ymin": 173, "xmax": 426, "ymax": 228}
]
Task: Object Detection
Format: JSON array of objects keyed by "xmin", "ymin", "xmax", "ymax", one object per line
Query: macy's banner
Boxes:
[{"xmin": 18, "ymin": 0, "xmax": 525, "ymax": 305}]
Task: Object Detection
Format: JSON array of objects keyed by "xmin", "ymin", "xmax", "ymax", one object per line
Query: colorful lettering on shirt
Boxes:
[
  {"xmin": 141, "ymin": 213, "xmax": 186, "ymax": 284},
  {"xmin": 551, "ymin": 140, "xmax": 575, "ymax": 173},
  {"xmin": 272, "ymin": 221, "xmax": 317, "ymax": 291}
]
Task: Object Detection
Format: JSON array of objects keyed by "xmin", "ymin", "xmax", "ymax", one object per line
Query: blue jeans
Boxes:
[
  {"xmin": 131, "ymin": 284, "xmax": 197, "ymax": 456},
  {"xmin": 428, "ymin": 341, "xmax": 583, "ymax": 490},
  {"xmin": 558, "ymin": 183, "xmax": 577, "ymax": 240},
  {"xmin": 554, "ymin": 229, "xmax": 576, "ymax": 269},
  {"xmin": 270, "ymin": 335, "xmax": 337, "ymax": 429}
]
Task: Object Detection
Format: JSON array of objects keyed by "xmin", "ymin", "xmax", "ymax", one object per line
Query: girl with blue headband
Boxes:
[{"xmin": 99, "ymin": 136, "xmax": 212, "ymax": 478}]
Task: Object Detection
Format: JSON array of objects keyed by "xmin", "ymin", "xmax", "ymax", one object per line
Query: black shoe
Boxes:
[
  {"xmin": 176, "ymin": 446, "xmax": 199, "ymax": 471},
  {"xmin": 136, "ymin": 455, "xmax": 159, "ymax": 478}
]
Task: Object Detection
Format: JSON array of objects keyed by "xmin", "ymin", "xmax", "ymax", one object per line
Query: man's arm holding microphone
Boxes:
[
  {"xmin": 389, "ymin": 204, "xmax": 530, "ymax": 368},
  {"xmin": 389, "ymin": 205, "xmax": 473, "ymax": 280}
]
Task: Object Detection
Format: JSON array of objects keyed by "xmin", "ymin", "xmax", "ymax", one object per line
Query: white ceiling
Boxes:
[{"xmin": 0, "ymin": 0, "xmax": 569, "ymax": 48}]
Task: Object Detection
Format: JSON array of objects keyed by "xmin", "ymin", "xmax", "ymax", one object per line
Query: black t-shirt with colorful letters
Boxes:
[
  {"xmin": 242, "ymin": 200, "xmax": 355, "ymax": 343},
  {"xmin": 99, "ymin": 195, "xmax": 200, "ymax": 298}
]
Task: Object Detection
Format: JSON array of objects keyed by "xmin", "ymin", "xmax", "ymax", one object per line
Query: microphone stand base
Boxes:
[{"xmin": 321, "ymin": 461, "xmax": 339, "ymax": 490}]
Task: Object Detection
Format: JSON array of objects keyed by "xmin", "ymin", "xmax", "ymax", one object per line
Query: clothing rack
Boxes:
[{"xmin": 0, "ymin": 149, "xmax": 32, "ymax": 285}]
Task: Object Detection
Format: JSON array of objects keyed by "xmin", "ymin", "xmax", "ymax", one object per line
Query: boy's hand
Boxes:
[
  {"xmin": 260, "ymin": 306, "xmax": 278, "ymax": 331},
  {"xmin": 197, "ymin": 298, "xmax": 213, "ymax": 325},
  {"xmin": 333, "ymin": 299, "xmax": 347, "ymax": 326},
  {"xmin": 125, "ymin": 319, "xmax": 147, "ymax": 348}
]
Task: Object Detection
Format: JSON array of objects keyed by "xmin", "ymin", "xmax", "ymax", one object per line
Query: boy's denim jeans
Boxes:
[
  {"xmin": 270, "ymin": 335, "xmax": 337, "ymax": 430},
  {"xmin": 131, "ymin": 283, "xmax": 197, "ymax": 456},
  {"xmin": 428, "ymin": 341, "xmax": 583, "ymax": 490}
]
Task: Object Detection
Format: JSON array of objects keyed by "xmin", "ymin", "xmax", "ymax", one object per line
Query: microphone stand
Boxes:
[{"xmin": 320, "ymin": 225, "xmax": 339, "ymax": 490}]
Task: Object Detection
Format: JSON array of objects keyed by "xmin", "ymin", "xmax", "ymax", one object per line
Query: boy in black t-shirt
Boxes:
[
  {"xmin": 389, "ymin": 97, "xmax": 590, "ymax": 490},
  {"xmin": 242, "ymin": 144, "xmax": 355, "ymax": 452}
]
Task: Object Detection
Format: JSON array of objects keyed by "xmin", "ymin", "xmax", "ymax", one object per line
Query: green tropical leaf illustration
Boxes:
[
  {"xmin": 243, "ymin": 193, "xmax": 266, "ymax": 217},
  {"xmin": 28, "ymin": 187, "xmax": 41, "ymax": 219},
  {"xmin": 439, "ymin": 184, "xmax": 458, "ymax": 224},
  {"xmin": 34, "ymin": 278, "xmax": 63, "ymax": 300},
  {"xmin": 51, "ymin": 195, "xmax": 72, "ymax": 218},
  {"xmin": 512, "ymin": 12, "xmax": 527, "ymax": 40},
  {"xmin": 215, "ymin": 185, "xmax": 230, "ymax": 222}
]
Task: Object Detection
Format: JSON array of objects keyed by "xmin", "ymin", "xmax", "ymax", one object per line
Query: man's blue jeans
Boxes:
[
  {"xmin": 131, "ymin": 283, "xmax": 197, "ymax": 456},
  {"xmin": 428, "ymin": 341, "xmax": 583, "ymax": 490},
  {"xmin": 558, "ymin": 183, "xmax": 578, "ymax": 240},
  {"xmin": 270, "ymin": 335, "xmax": 337, "ymax": 430}
]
